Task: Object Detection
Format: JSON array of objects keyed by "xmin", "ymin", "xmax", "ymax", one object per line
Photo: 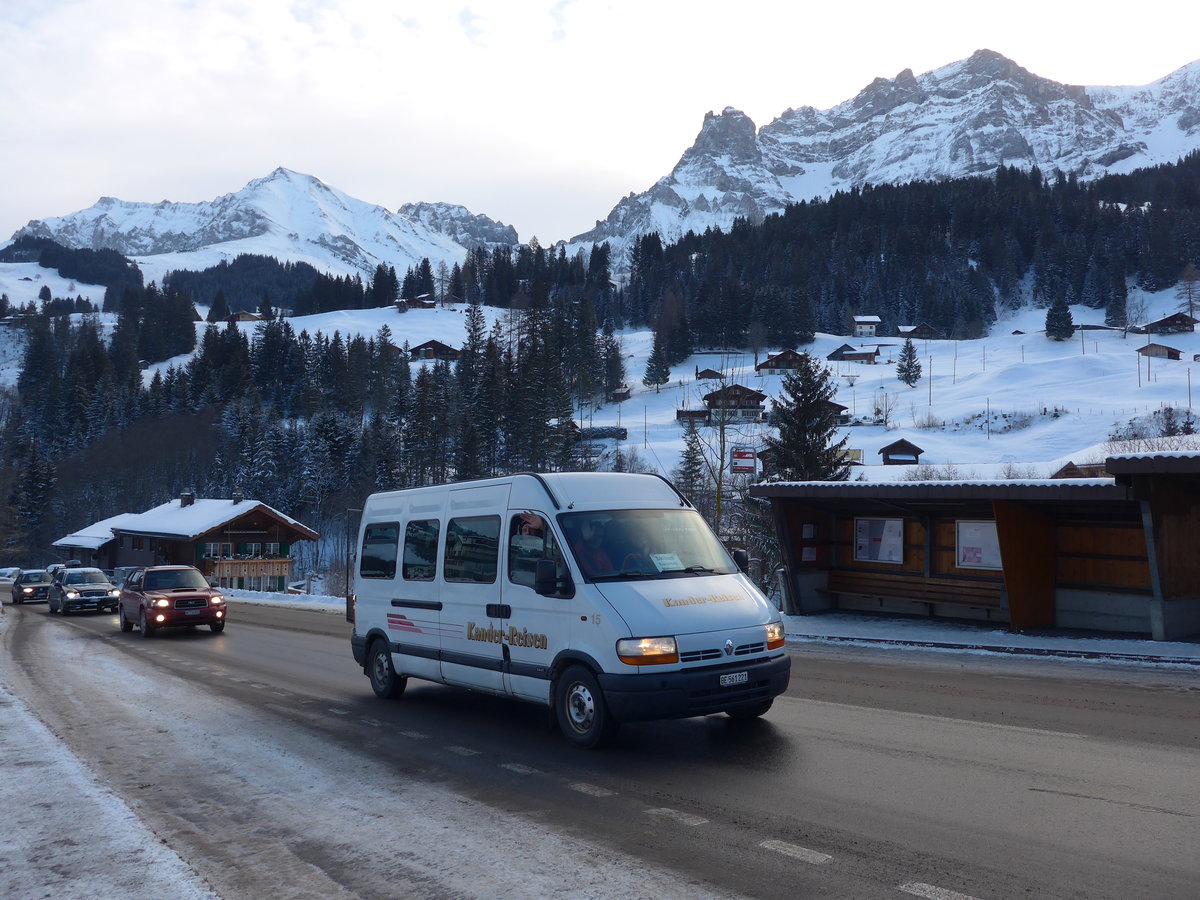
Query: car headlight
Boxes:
[
  {"xmin": 65, "ymin": 590, "xmax": 79, "ymax": 599},
  {"xmin": 108, "ymin": 589, "xmax": 119, "ymax": 597},
  {"xmin": 766, "ymin": 620, "xmax": 786, "ymax": 650},
  {"xmin": 210, "ymin": 595, "xmax": 224, "ymax": 604},
  {"xmin": 616, "ymin": 635, "xmax": 679, "ymax": 666},
  {"xmin": 22, "ymin": 587, "xmax": 32, "ymax": 594},
  {"xmin": 153, "ymin": 598, "xmax": 171, "ymax": 608}
]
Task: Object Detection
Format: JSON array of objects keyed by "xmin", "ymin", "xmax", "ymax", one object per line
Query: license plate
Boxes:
[
  {"xmin": 720, "ymin": 671, "xmax": 748, "ymax": 687},
  {"xmin": 185, "ymin": 609, "xmax": 200, "ymax": 616}
]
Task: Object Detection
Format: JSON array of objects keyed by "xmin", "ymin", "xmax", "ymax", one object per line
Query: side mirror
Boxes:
[
  {"xmin": 731, "ymin": 548, "xmax": 750, "ymax": 574},
  {"xmin": 534, "ymin": 559, "xmax": 572, "ymax": 597}
]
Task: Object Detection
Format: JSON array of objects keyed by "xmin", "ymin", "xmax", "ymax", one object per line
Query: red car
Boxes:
[{"xmin": 118, "ymin": 565, "xmax": 227, "ymax": 637}]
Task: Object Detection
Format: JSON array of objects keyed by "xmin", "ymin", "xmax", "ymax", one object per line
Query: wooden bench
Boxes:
[{"xmin": 825, "ymin": 569, "xmax": 1004, "ymax": 609}]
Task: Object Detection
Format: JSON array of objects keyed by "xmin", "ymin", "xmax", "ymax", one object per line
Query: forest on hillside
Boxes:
[{"xmin": 2, "ymin": 154, "xmax": 1199, "ymax": 580}]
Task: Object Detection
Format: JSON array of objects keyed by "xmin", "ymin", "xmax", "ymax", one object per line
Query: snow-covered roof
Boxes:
[
  {"xmin": 52, "ymin": 512, "xmax": 144, "ymax": 550},
  {"xmin": 53, "ymin": 498, "xmax": 318, "ymax": 549},
  {"xmin": 853, "ymin": 315, "xmax": 881, "ymax": 323}
]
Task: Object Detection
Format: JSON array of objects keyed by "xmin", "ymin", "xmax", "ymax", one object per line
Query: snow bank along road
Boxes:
[{"xmin": 2, "ymin": 601, "xmax": 1198, "ymax": 899}]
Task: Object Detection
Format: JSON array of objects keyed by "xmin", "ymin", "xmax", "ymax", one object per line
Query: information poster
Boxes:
[
  {"xmin": 956, "ymin": 520, "xmax": 1002, "ymax": 570},
  {"xmin": 854, "ymin": 518, "xmax": 904, "ymax": 564}
]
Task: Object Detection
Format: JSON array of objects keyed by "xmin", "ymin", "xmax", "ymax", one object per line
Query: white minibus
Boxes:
[{"xmin": 349, "ymin": 472, "xmax": 790, "ymax": 747}]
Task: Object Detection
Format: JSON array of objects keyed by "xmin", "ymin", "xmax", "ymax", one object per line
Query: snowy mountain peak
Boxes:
[
  {"xmin": 13, "ymin": 168, "xmax": 477, "ymax": 282},
  {"xmin": 567, "ymin": 49, "xmax": 1200, "ymax": 262},
  {"xmin": 397, "ymin": 201, "xmax": 519, "ymax": 250}
]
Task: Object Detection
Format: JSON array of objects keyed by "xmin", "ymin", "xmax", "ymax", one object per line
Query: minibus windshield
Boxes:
[{"xmin": 559, "ymin": 508, "xmax": 738, "ymax": 580}]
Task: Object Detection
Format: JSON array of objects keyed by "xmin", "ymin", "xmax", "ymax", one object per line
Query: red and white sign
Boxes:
[{"xmin": 730, "ymin": 449, "xmax": 757, "ymax": 473}]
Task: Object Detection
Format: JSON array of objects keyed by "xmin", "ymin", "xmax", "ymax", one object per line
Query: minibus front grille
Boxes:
[{"xmin": 681, "ymin": 641, "xmax": 765, "ymax": 663}]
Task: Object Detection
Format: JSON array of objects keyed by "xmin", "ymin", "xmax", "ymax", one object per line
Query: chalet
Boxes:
[
  {"xmin": 227, "ymin": 311, "xmax": 263, "ymax": 323},
  {"xmin": 878, "ymin": 438, "xmax": 924, "ymax": 465},
  {"xmin": 755, "ymin": 349, "xmax": 807, "ymax": 375},
  {"xmin": 897, "ymin": 323, "xmax": 941, "ymax": 340},
  {"xmin": 1051, "ymin": 460, "xmax": 1109, "ymax": 479},
  {"xmin": 827, "ymin": 343, "xmax": 880, "ymax": 363},
  {"xmin": 53, "ymin": 493, "xmax": 319, "ymax": 592},
  {"xmin": 853, "ymin": 315, "xmax": 881, "ymax": 338},
  {"xmin": 695, "ymin": 367, "xmax": 725, "ymax": 380},
  {"xmin": 829, "ymin": 344, "xmax": 881, "ymax": 364},
  {"xmin": 1136, "ymin": 343, "xmax": 1182, "ymax": 361},
  {"xmin": 609, "ymin": 384, "xmax": 631, "ymax": 402},
  {"xmin": 751, "ymin": 452, "xmax": 1200, "ymax": 641},
  {"xmin": 822, "ymin": 399, "xmax": 851, "ymax": 425},
  {"xmin": 702, "ymin": 383, "xmax": 767, "ymax": 423},
  {"xmin": 410, "ymin": 339, "xmax": 461, "ymax": 362},
  {"xmin": 675, "ymin": 408, "xmax": 711, "ymax": 424},
  {"xmin": 1142, "ymin": 312, "xmax": 1198, "ymax": 334}
]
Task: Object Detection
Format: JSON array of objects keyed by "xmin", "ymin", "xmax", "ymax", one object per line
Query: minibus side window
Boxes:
[
  {"xmin": 444, "ymin": 515, "xmax": 500, "ymax": 584},
  {"xmin": 359, "ymin": 522, "xmax": 400, "ymax": 579},
  {"xmin": 402, "ymin": 519, "xmax": 440, "ymax": 581},
  {"xmin": 507, "ymin": 512, "xmax": 571, "ymax": 595}
]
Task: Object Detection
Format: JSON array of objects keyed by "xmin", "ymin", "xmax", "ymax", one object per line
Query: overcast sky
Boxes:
[{"xmin": 2, "ymin": 1, "xmax": 1196, "ymax": 246}]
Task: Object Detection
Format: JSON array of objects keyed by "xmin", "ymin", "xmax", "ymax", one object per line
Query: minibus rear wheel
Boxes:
[
  {"xmin": 555, "ymin": 665, "xmax": 619, "ymax": 749},
  {"xmin": 368, "ymin": 639, "xmax": 406, "ymax": 699}
]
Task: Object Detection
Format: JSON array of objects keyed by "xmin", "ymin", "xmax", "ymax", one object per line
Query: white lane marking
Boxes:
[
  {"xmin": 798, "ymin": 698, "xmax": 1085, "ymax": 740},
  {"xmin": 446, "ymin": 745, "xmax": 480, "ymax": 756},
  {"xmin": 361, "ymin": 718, "xmax": 384, "ymax": 727},
  {"xmin": 759, "ymin": 839, "xmax": 832, "ymax": 864},
  {"xmin": 501, "ymin": 763, "xmax": 540, "ymax": 774},
  {"xmin": 327, "ymin": 708, "xmax": 348, "ymax": 716},
  {"xmin": 645, "ymin": 807, "xmax": 708, "ymax": 826},
  {"xmin": 400, "ymin": 730, "xmax": 428, "ymax": 740},
  {"xmin": 899, "ymin": 883, "xmax": 982, "ymax": 900},
  {"xmin": 569, "ymin": 782, "xmax": 614, "ymax": 797}
]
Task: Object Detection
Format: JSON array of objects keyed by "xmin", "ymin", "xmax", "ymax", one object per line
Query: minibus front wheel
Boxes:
[
  {"xmin": 555, "ymin": 665, "xmax": 619, "ymax": 749},
  {"xmin": 368, "ymin": 639, "xmax": 407, "ymax": 699}
]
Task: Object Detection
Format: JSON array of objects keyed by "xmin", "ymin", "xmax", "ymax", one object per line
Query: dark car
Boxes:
[
  {"xmin": 119, "ymin": 565, "xmax": 227, "ymax": 637},
  {"xmin": 49, "ymin": 566, "xmax": 120, "ymax": 619},
  {"xmin": 11, "ymin": 569, "xmax": 53, "ymax": 604},
  {"xmin": 49, "ymin": 567, "xmax": 120, "ymax": 614}
]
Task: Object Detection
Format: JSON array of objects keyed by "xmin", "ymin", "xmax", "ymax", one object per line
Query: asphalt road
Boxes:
[{"xmin": 3, "ymin": 600, "xmax": 1198, "ymax": 899}]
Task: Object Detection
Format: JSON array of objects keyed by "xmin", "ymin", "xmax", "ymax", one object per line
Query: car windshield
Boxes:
[
  {"xmin": 21, "ymin": 571, "xmax": 52, "ymax": 584},
  {"xmin": 64, "ymin": 569, "xmax": 110, "ymax": 585},
  {"xmin": 143, "ymin": 569, "xmax": 210, "ymax": 590},
  {"xmin": 558, "ymin": 508, "xmax": 738, "ymax": 580}
]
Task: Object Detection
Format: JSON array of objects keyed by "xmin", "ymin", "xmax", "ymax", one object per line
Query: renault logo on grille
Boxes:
[{"xmin": 723, "ymin": 639, "xmax": 734, "ymax": 656}]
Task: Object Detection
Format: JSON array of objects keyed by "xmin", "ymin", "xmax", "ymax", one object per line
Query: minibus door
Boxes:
[
  {"xmin": 502, "ymin": 510, "xmax": 574, "ymax": 703},
  {"xmin": 438, "ymin": 486, "xmax": 507, "ymax": 692}
]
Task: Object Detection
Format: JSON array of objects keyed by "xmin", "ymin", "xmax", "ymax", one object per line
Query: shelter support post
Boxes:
[{"xmin": 992, "ymin": 501, "xmax": 1056, "ymax": 631}]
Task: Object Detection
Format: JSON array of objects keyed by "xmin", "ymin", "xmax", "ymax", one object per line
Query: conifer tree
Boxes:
[
  {"xmin": 896, "ymin": 338, "xmax": 922, "ymax": 387},
  {"xmin": 208, "ymin": 289, "xmax": 231, "ymax": 323},
  {"xmin": 762, "ymin": 352, "xmax": 850, "ymax": 482},
  {"xmin": 1045, "ymin": 295, "xmax": 1075, "ymax": 341},
  {"xmin": 642, "ymin": 332, "xmax": 671, "ymax": 392}
]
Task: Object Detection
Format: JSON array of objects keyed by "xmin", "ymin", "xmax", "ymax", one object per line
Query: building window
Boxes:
[
  {"xmin": 205, "ymin": 542, "xmax": 232, "ymax": 558},
  {"xmin": 132, "ymin": 536, "xmax": 144, "ymax": 551}
]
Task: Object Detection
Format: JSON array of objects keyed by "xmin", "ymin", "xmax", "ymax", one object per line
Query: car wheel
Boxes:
[
  {"xmin": 118, "ymin": 605, "xmax": 133, "ymax": 633},
  {"xmin": 139, "ymin": 609, "xmax": 156, "ymax": 638},
  {"xmin": 13, "ymin": 597, "xmax": 21, "ymax": 605},
  {"xmin": 367, "ymin": 639, "xmax": 405, "ymax": 699},
  {"xmin": 210, "ymin": 621, "xmax": 225, "ymax": 634},
  {"xmin": 725, "ymin": 699, "xmax": 774, "ymax": 720},
  {"xmin": 555, "ymin": 664, "xmax": 620, "ymax": 749}
]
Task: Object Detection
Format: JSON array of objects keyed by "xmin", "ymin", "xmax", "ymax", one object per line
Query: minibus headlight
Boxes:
[
  {"xmin": 765, "ymin": 621, "xmax": 785, "ymax": 650},
  {"xmin": 616, "ymin": 636, "xmax": 679, "ymax": 666}
]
